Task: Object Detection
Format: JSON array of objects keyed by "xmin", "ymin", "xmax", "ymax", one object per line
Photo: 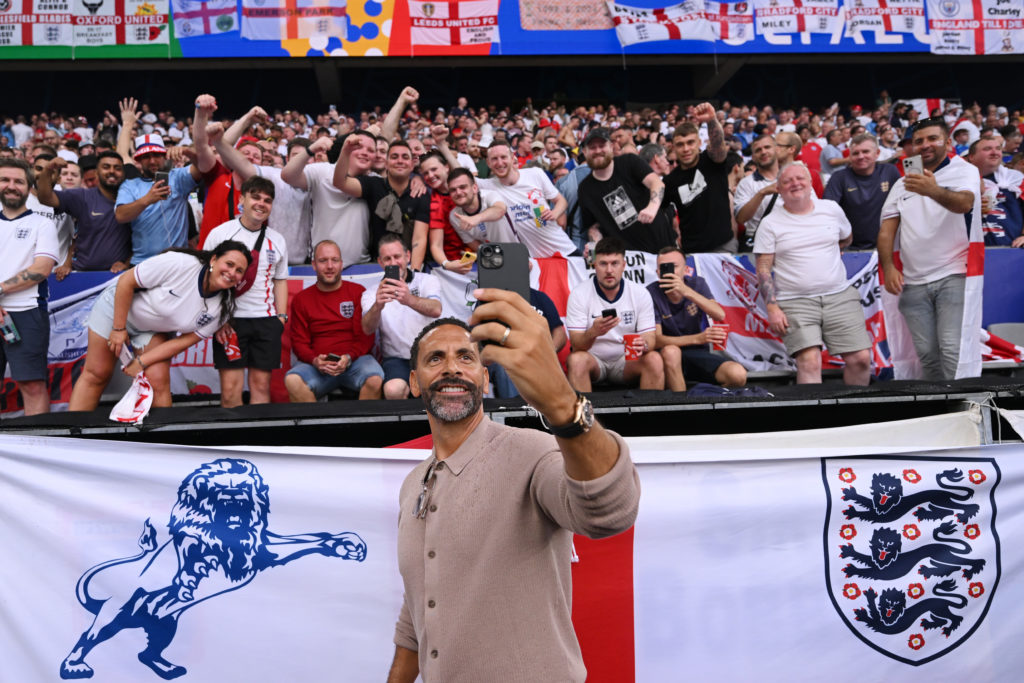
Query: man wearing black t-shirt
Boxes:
[
  {"xmin": 578, "ymin": 128, "xmax": 676, "ymax": 254},
  {"xmin": 662, "ymin": 103, "xmax": 736, "ymax": 253},
  {"xmin": 333, "ymin": 133, "xmax": 430, "ymax": 268}
]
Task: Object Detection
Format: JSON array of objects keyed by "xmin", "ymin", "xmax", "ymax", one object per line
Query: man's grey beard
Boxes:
[{"xmin": 423, "ymin": 377, "xmax": 483, "ymax": 423}]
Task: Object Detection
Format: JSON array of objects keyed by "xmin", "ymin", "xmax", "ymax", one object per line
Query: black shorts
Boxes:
[
  {"xmin": 0, "ymin": 307, "xmax": 50, "ymax": 382},
  {"xmin": 680, "ymin": 347, "xmax": 729, "ymax": 385},
  {"xmin": 213, "ymin": 316, "xmax": 284, "ymax": 370}
]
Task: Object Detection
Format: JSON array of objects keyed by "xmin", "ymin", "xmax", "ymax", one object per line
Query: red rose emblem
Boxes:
[
  {"xmin": 902, "ymin": 524, "xmax": 921, "ymax": 540},
  {"xmin": 907, "ymin": 583, "xmax": 924, "ymax": 599},
  {"xmin": 908, "ymin": 633, "xmax": 925, "ymax": 650},
  {"xmin": 838, "ymin": 467, "xmax": 856, "ymax": 483},
  {"xmin": 902, "ymin": 469, "xmax": 921, "ymax": 484},
  {"xmin": 969, "ymin": 469, "xmax": 987, "ymax": 485},
  {"xmin": 969, "ymin": 582, "xmax": 985, "ymax": 598},
  {"xmin": 842, "ymin": 583, "xmax": 862, "ymax": 600},
  {"xmin": 964, "ymin": 524, "xmax": 981, "ymax": 540},
  {"xmin": 840, "ymin": 524, "xmax": 857, "ymax": 540}
]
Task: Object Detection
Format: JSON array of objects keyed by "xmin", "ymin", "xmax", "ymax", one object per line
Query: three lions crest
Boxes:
[
  {"xmin": 823, "ymin": 457, "xmax": 1000, "ymax": 665},
  {"xmin": 60, "ymin": 458, "xmax": 367, "ymax": 680}
]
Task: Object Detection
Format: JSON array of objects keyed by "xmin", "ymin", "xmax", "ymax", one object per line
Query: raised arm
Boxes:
[
  {"xmin": 381, "ymin": 87, "xmax": 419, "ymax": 142},
  {"xmin": 693, "ymin": 102, "xmax": 727, "ymax": 163},
  {"xmin": 208, "ymin": 122, "xmax": 257, "ymax": 181},
  {"xmin": 223, "ymin": 105, "xmax": 267, "ymax": 148},
  {"xmin": 33, "ymin": 156, "xmax": 63, "ymax": 208},
  {"xmin": 471, "ymin": 289, "xmax": 625, "ymax": 481},
  {"xmin": 331, "ymin": 135, "xmax": 367, "ymax": 197},
  {"xmin": 117, "ymin": 97, "xmax": 140, "ymax": 168},
  {"xmin": 281, "ymin": 140, "xmax": 316, "ymax": 191},
  {"xmin": 430, "ymin": 125, "xmax": 459, "ymax": 169},
  {"xmin": 191, "ymin": 93, "xmax": 219, "ymax": 175}
]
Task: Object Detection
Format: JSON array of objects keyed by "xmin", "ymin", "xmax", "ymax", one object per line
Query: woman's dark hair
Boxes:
[{"xmin": 164, "ymin": 240, "xmax": 252, "ymax": 324}]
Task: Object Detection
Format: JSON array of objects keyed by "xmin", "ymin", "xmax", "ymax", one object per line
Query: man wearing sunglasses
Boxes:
[{"xmin": 386, "ymin": 294, "xmax": 640, "ymax": 683}]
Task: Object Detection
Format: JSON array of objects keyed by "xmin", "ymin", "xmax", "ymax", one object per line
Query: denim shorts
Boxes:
[{"xmin": 286, "ymin": 354, "xmax": 384, "ymax": 398}]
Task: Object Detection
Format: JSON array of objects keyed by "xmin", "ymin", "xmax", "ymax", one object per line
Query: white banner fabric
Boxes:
[{"xmin": 3, "ymin": 432, "xmax": 1023, "ymax": 681}]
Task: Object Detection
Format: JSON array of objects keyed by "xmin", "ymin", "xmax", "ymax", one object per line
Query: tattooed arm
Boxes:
[
  {"xmin": 693, "ymin": 102, "xmax": 727, "ymax": 163},
  {"xmin": 0, "ymin": 256, "xmax": 57, "ymax": 314},
  {"xmin": 638, "ymin": 172, "xmax": 665, "ymax": 224},
  {"xmin": 756, "ymin": 253, "xmax": 787, "ymax": 336}
]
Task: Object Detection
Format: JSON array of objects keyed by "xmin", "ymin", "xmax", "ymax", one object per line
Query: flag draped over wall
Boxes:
[{"xmin": 2, "ymin": 417, "xmax": 1024, "ymax": 682}]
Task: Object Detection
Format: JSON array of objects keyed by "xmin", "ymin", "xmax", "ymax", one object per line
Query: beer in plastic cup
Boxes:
[
  {"xmin": 711, "ymin": 323, "xmax": 730, "ymax": 351},
  {"xmin": 623, "ymin": 333, "xmax": 642, "ymax": 361}
]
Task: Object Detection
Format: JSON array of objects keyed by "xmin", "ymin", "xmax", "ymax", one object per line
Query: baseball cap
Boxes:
[
  {"xmin": 133, "ymin": 133, "xmax": 166, "ymax": 158},
  {"xmin": 530, "ymin": 140, "xmax": 544, "ymax": 151},
  {"xmin": 583, "ymin": 127, "xmax": 612, "ymax": 146}
]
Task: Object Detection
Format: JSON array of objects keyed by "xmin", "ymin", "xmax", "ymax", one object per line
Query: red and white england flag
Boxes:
[
  {"xmin": 896, "ymin": 97, "xmax": 947, "ymax": 117},
  {"xmin": 240, "ymin": 0, "xmax": 347, "ymax": 41},
  {"xmin": 172, "ymin": 0, "xmax": 238, "ymax": 37},
  {"xmin": 408, "ymin": 0, "xmax": 500, "ymax": 47},
  {"xmin": 706, "ymin": 0, "xmax": 755, "ymax": 42},
  {"xmin": 754, "ymin": 0, "xmax": 842, "ymax": 34},
  {"xmin": 0, "ymin": 0, "xmax": 73, "ymax": 46},
  {"xmin": 981, "ymin": 328, "xmax": 1024, "ymax": 363},
  {"xmin": 606, "ymin": 0, "xmax": 715, "ymax": 45},
  {"xmin": 927, "ymin": 0, "xmax": 1024, "ymax": 55},
  {"xmin": 845, "ymin": 0, "xmax": 924, "ymax": 35}
]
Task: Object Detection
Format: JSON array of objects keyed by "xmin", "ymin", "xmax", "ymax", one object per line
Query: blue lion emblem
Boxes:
[
  {"xmin": 842, "ymin": 469, "xmax": 980, "ymax": 524},
  {"xmin": 59, "ymin": 458, "xmax": 367, "ymax": 680}
]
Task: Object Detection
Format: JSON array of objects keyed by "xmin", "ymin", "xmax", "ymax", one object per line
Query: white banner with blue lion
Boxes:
[{"xmin": 2, "ymin": 424, "xmax": 1024, "ymax": 682}]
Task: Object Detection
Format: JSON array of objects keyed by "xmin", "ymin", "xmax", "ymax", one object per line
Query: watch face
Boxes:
[{"xmin": 581, "ymin": 397, "xmax": 594, "ymax": 428}]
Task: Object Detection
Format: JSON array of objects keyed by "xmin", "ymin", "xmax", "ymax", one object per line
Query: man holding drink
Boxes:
[{"xmin": 647, "ymin": 247, "xmax": 748, "ymax": 392}]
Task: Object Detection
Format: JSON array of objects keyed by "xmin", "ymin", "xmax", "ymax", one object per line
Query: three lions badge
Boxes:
[
  {"xmin": 59, "ymin": 458, "xmax": 367, "ymax": 680},
  {"xmin": 823, "ymin": 456, "xmax": 1000, "ymax": 665}
]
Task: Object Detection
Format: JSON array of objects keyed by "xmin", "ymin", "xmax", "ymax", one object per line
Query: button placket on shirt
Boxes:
[{"xmin": 422, "ymin": 460, "xmax": 444, "ymax": 669}]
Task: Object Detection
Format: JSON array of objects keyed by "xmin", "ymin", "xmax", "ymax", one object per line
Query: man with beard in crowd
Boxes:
[
  {"xmin": 878, "ymin": 118, "xmax": 981, "ymax": 381},
  {"xmin": 578, "ymin": 129, "xmax": 675, "ymax": 254},
  {"xmin": 0, "ymin": 159, "xmax": 59, "ymax": 415},
  {"xmin": 33, "ymin": 152, "xmax": 131, "ymax": 277}
]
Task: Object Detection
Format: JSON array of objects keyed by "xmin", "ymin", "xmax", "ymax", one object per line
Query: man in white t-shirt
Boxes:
[
  {"xmin": 566, "ymin": 237, "xmax": 663, "ymax": 392},
  {"xmin": 361, "ymin": 234, "xmax": 443, "ymax": 399},
  {"xmin": 878, "ymin": 119, "xmax": 981, "ymax": 381},
  {"xmin": 0, "ymin": 159, "xmax": 59, "ymax": 415},
  {"xmin": 203, "ymin": 176, "xmax": 289, "ymax": 408},
  {"xmin": 281, "ymin": 134, "xmax": 371, "ymax": 267},
  {"xmin": 754, "ymin": 163, "xmax": 871, "ymax": 385},
  {"xmin": 478, "ymin": 142, "xmax": 576, "ymax": 258},
  {"xmin": 209, "ymin": 120, "xmax": 311, "ymax": 265}
]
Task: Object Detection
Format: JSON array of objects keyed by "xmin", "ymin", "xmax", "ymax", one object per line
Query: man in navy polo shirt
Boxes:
[
  {"xmin": 647, "ymin": 247, "xmax": 747, "ymax": 392},
  {"xmin": 823, "ymin": 133, "xmax": 900, "ymax": 250}
]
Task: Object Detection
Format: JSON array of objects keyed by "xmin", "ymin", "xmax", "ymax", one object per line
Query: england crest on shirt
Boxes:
[
  {"xmin": 340, "ymin": 301, "xmax": 354, "ymax": 318},
  {"xmin": 823, "ymin": 456, "xmax": 1000, "ymax": 664}
]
